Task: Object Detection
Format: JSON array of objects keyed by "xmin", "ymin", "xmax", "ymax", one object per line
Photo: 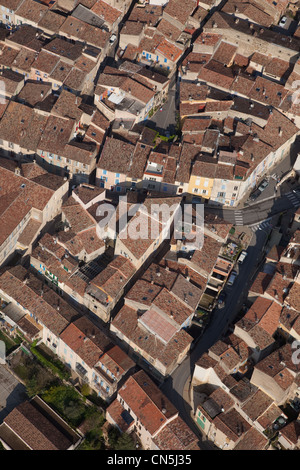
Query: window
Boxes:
[{"xmin": 103, "ymin": 170, "xmax": 107, "ymax": 175}]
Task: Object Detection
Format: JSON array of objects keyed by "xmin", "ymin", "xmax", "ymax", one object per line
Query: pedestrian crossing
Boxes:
[
  {"xmin": 286, "ymin": 190, "xmax": 300, "ymax": 208},
  {"xmin": 249, "ymin": 219, "xmax": 272, "ymax": 233},
  {"xmin": 234, "ymin": 210, "xmax": 244, "ymax": 226}
]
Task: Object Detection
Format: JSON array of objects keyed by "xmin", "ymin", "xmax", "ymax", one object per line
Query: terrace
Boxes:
[
  {"xmin": 221, "ymin": 241, "xmax": 242, "ymax": 261},
  {"xmin": 198, "ymin": 286, "xmax": 218, "ymax": 311},
  {"xmin": 144, "ymin": 161, "xmax": 164, "ymax": 176}
]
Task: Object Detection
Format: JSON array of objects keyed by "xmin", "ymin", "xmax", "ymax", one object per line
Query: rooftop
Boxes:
[{"xmin": 0, "ymin": 397, "xmax": 80, "ymax": 450}]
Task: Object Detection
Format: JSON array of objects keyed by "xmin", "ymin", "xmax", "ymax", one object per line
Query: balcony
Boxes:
[
  {"xmin": 75, "ymin": 362, "xmax": 89, "ymax": 382},
  {"xmin": 94, "ymin": 364, "xmax": 117, "ymax": 385},
  {"xmin": 92, "ymin": 380, "xmax": 111, "ymax": 398}
]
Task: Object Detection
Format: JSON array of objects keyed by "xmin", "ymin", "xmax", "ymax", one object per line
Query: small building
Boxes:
[{"xmin": 0, "ymin": 396, "xmax": 82, "ymax": 450}]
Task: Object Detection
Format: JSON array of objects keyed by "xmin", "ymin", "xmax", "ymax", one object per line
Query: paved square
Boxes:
[{"xmin": 0, "ymin": 365, "xmax": 27, "ymax": 422}]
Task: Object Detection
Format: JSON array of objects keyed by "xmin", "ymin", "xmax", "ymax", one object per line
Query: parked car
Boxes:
[
  {"xmin": 279, "ymin": 16, "xmax": 287, "ymax": 27},
  {"xmin": 258, "ymin": 179, "xmax": 269, "ymax": 192},
  {"xmin": 238, "ymin": 250, "xmax": 247, "ymax": 264},
  {"xmin": 217, "ymin": 291, "xmax": 227, "ymax": 308},
  {"xmin": 249, "ymin": 188, "xmax": 261, "ymax": 201},
  {"xmin": 227, "ymin": 270, "xmax": 238, "ymax": 286},
  {"xmin": 109, "ymin": 34, "xmax": 117, "ymax": 44}
]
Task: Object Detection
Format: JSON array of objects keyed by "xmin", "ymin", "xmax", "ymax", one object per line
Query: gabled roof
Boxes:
[{"xmin": 118, "ymin": 370, "xmax": 178, "ymax": 435}]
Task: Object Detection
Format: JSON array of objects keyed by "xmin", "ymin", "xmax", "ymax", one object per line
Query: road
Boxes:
[
  {"xmin": 158, "ymin": 184, "xmax": 300, "ymax": 450},
  {"xmin": 145, "ymin": 73, "xmax": 178, "ymax": 137},
  {"xmin": 203, "ymin": 187, "xmax": 300, "ymax": 228},
  {"xmin": 160, "ymin": 227, "xmax": 272, "ymax": 448}
]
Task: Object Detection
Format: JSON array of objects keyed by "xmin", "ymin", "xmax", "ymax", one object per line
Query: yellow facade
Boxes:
[{"xmin": 187, "ymin": 173, "xmax": 214, "ymax": 200}]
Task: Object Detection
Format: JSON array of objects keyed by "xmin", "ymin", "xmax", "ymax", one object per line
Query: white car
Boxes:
[
  {"xmin": 279, "ymin": 16, "xmax": 287, "ymax": 27},
  {"xmin": 109, "ymin": 34, "xmax": 117, "ymax": 44},
  {"xmin": 238, "ymin": 250, "xmax": 247, "ymax": 264}
]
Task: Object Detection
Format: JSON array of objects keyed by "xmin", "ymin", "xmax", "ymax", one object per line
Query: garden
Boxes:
[{"xmin": 6, "ymin": 341, "xmax": 136, "ymax": 451}]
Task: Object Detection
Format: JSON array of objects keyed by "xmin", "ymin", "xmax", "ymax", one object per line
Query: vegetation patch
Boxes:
[
  {"xmin": 0, "ymin": 330, "xmax": 21, "ymax": 355},
  {"xmin": 41, "ymin": 384, "xmax": 89, "ymax": 428},
  {"xmin": 30, "ymin": 341, "xmax": 71, "ymax": 380}
]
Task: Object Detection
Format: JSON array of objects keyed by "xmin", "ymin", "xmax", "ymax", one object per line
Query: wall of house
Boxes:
[
  {"xmin": 208, "ymin": 423, "xmax": 235, "ymax": 450},
  {"xmin": 250, "ymin": 368, "xmax": 290, "ymax": 405},
  {"xmin": 96, "ymin": 167, "xmax": 127, "ymax": 191},
  {"xmin": 209, "ymin": 178, "xmax": 242, "ymax": 207},
  {"xmin": 192, "ymin": 364, "xmax": 225, "ymax": 389},
  {"xmin": 188, "ymin": 174, "xmax": 214, "ymax": 200},
  {"xmin": 116, "ymin": 393, "xmax": 155, "ymax": 449},
  {"xmin": 0, "ymin": 5, "xmax": 19, "ymax": 26},
  {"xmin": 0, "ymin": 210, "xmax": 31, "ymax": 266},
  {"xmin": 204, "ymin": 26, "xmax": 299, "ymax": 63},
  {"xmin": 195, "ymin": 407, "xmax": 212, "ymax": 435}
]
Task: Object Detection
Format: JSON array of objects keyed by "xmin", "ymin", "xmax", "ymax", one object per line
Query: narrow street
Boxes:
[{"xmin": 160, "ymin": 223, "xmax": 273, "ymax": 449}]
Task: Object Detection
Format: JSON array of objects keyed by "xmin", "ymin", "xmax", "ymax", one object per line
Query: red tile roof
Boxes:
[{"xmin": 118, "ymin": 370, "xmax": 178, "ymax": 435}]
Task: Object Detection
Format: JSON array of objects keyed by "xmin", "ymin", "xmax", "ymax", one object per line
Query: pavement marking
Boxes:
[
  {"xmin": 249, "ymin": 219, "xmax": 272, "ymax": 233},
  {"xmin": 286, "ymin": 191, "xmax": 300, "ymax": 207},
  {"xmin": 234, "ymin": 210, "xmax": 244, "ymax": 226}
]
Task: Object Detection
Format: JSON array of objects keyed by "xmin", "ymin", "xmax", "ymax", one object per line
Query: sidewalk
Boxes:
[
  {"xmin": 236, "ymin": 175, "xmax": 299, "ymax": 211},
  {"xmin": 235, "ymin": 151, "xmax": 299, "ymax": 210}
]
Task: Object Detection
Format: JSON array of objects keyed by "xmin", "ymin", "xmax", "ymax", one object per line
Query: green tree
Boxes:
[
  {"xmin": 114, "ymin": 432, "xmax": 136, "ymax": 451},
  {"xmin": 108, "ymin": 426, "xmax": 136, "ymax": 450},
  {"xmin": 41, "ymin": 385, "xmax": 86, "ymax": 426},
  {"xmin": 81, "ymin": 383, "xmax": 90, "ymax": 397}
]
